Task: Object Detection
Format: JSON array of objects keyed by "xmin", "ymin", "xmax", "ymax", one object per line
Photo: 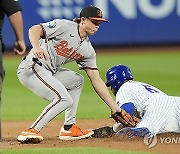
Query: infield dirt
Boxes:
[{"xmin": 1, "ymin": 119, "xmax": 180, "ymax": 154}]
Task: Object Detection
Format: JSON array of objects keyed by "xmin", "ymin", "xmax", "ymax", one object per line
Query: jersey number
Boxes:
[{"xmin": 142, "ymin": 84, "xmax": 159, "ymax": 93}]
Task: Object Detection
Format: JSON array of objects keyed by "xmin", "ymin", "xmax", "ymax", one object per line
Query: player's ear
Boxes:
[
  {"xmin": 81, "ymin": 17, "xmax": 86, "ymax": 21},
  {"xmin": 80, "ymin": 17, "xmax": 87, "ymax": 25}
]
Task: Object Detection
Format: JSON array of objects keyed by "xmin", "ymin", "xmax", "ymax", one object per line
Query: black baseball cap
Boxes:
[{"xmin": 80, "ymin": 6, "xmax": 108, "ymax": 22}]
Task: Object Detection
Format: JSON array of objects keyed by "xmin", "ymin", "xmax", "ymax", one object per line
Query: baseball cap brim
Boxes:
[{"xmin": 90, "ymin": 17, "xmax": 109, "ymax": 22}]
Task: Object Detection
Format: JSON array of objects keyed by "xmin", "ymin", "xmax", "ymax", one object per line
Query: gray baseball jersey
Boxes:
[
  {"xmin": 115, "ymin": 80, "xmax": 180, "ymax": 135},
  {"xmin": 17, "ymin": 19, "xmax": 98, "ymax": 131},
  {"xmin": 23, "ymin": 19, "xmax": 97, "ymax": 73}
]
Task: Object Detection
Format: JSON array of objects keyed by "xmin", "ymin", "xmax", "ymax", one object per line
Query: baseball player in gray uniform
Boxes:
[
  {"xmin": 105, "ymin": 64, "xmax": 180, "ymax": 137},
  {"xmin": 17, "ymin": 6, "xmax": 121, "ymax": 143}
]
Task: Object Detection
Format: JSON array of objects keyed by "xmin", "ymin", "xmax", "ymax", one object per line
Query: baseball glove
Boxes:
[{"xmin": 111, "ymin": 109, "xmax": 139, "ymax": 127}]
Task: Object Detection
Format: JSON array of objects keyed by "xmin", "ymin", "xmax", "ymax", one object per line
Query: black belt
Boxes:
[
  {"xmin": 32, "ymin": 57, "xmax": 42, "ymax": 66},
  {"xmin": 22, "ymin": 56, "xmax": 42, "ymax": 66}
]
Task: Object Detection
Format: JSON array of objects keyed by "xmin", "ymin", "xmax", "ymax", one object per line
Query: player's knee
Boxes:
[
  {"xmin": 54, "ymin": 94, "xmax": 73, "ymax": 106},
  {"xmin": 74, "ymin": 73, "xmax": 84, "ymax": 89}
]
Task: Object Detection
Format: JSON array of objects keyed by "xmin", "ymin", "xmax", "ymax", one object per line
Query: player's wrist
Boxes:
[{"xmin": 111, "ymin": 107, "xmax": 121, "ymax": 115}]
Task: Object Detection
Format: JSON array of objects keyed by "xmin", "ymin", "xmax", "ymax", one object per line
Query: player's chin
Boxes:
[
  {"xmin": 88, "ymin": 30, "xmax": 98, "ymax": 35},
  {"xmin": 88, "ymin": 29, "xmax": 98, "ymax": 35}
]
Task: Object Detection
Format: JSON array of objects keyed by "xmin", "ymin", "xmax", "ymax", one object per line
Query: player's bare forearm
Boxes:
[
  {"xmin": 29, "ymin": 25, "xmax": 48, "ymax": 59},
  {"xmin": 29, "ymin": 25, "xmax": 44, "ymax": 48},
  {"xmin": 93, "ymin": 78, "xmax": 119, "ymax": 112},
  {"xmin": 86, "ymin": 69, "xmax": 120, "ymax": 113}
]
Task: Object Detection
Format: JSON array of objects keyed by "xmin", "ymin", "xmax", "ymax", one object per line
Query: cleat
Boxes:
[
  {"xmin": 92, "ymin": 126, "xmax": 115, "ymax": 138},
  {"xmin": 116, "ymin": 127, "xmax": 151, "ymax": 138},
  {"xmin": 59, "ymin": 124, "xmax": 94, "ymax": 140},
  {"xmin": 17, "ymin": 128, "xmax": 43, "ymax": 143}
]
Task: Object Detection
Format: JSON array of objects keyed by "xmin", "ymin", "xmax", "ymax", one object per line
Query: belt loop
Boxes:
[{"xmin": 32, "ymin": 58, "xmax": 42, "ymax": 66}]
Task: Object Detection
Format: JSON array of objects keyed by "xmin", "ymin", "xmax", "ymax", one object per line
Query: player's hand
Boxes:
[
  {"xmin": 14, "ymin": 40, "xmax": 26, "ymax": 55},
  {"xmin": 32, "ymin": 46, "xmax": 48, "ymax": 60},
  {"xmin": 110, "ymin": 109, "xmax": 136, "ymax": 127},
  {"xmin": 111, "ymin": 107, "xmax": 122, "ymax": 115}
]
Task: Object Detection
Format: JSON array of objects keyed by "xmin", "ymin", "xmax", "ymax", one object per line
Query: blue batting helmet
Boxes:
[{"xmin": 105, "ymin": 65, "xmax": 133, "ymax": 90}]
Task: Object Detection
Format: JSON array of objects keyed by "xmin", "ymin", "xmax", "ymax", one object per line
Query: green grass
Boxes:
[
  {"xmin": 2, "ymin": 51, "xmax": 180, "ymax": 121},
  {"xmin": 0, "ymin": 147, "xmax": 151, "ymax": 154}
]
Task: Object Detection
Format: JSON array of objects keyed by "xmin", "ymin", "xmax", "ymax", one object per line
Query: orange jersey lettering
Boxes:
[{"xmin": 54, "ymin": 40, "xmax": 84, "ymax": 61}]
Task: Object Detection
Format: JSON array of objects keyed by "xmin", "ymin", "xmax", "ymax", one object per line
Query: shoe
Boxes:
[
  {"xmin": 92, "ymin": 126, "xmax": 115, "ymax": 138},
  {"xmin": 116, "ymin": 127, "xmax": 151, "ymax": 138},
  {"xmin": 17, "ymin": 128, "xmax": 43, "ymax": 143},
  {"xmin": 59, "ymin": 124, "xmax": 94, "ymax": 140}
]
